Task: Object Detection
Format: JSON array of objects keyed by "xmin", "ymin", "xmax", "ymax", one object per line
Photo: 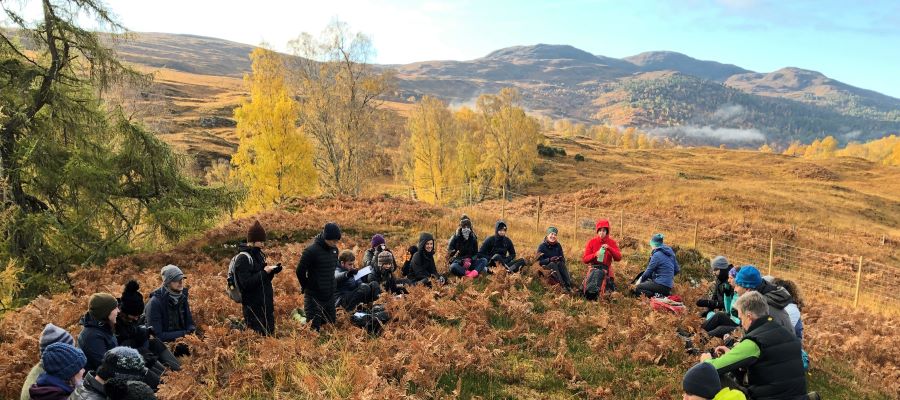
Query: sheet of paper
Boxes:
[{"xmin": 354, "ymin": 266, "xmax": 373, "ymax": 281}]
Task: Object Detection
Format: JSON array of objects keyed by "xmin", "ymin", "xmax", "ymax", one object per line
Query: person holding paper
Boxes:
[{"xmin": 334, "ymin": 250, "xmax": 382, "ymax": 312}]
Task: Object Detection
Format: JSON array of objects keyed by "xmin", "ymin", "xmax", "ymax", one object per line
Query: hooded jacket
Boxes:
[
  {"xmin": 296, "ymin": 234, "xmax": 339, "ymax": 300},
  {"xmin": 144, "ymin": 286, "xmax": 195, "ymax": 342},
  {"xmin": 478, "ymin": 222, "xmax": 517, "ymax": 260},
  {"xmin": 640, "ymin": 245, "xmax": 680, "ymax": 288},
  {"xmin": 77, "ymin": 312, "xmax": 118, "ymax": 372},
  {"xmin": 581, "ymin": 220, "xmax": 622, "ymax": 268},
  {"xmin": 69, "ymin": 372, "xmax": 106, "ymax": 400},
  {"xmin": 756, "ymin": 282, "xmax": 795, "ymax": 336},
  {"xmin": 448, "ymin": 228, "xmax": 479, "ymax": 261},
  {"xmin": 410, "ymin": 233, "xmax": 438, "ymax": 281}
]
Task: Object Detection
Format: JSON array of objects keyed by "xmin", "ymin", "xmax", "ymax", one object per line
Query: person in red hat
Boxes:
[{"xmin": 580, "ymin": 219, "xmax": 622, "ymax": 296}]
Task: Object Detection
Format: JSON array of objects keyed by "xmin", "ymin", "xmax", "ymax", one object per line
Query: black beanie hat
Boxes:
[
  {"xmin": 682, "ymin": 362, "xmax": 721, "ymax": 398},
  {"xmin": 323, "ymin": 222, "xmax": 342, "ymax": 241},
  {"xmin": 119, "ymin": 280, "xmax": 144, "ymax": 317},
  {"xmin": 248, "ymin": 220, "xmax": 266, "ymax": 243}
]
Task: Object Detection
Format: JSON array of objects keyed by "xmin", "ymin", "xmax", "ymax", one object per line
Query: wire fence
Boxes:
[{"xmin": 387, "ymin": 183, "xmax": 899, "ymax": 315}]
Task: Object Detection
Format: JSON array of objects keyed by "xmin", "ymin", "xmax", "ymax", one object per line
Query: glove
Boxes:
[
  {"xmin": 346, "ymin": 268, "xmax": 358, "ymax": 277},
  {"xmin": 272, "ymin": 263, "xmax": 283, "ymax": 274},
  {"xmin": 696, "ymin": 299, "xmax": 714, "ymax": 308},
  {"xmin": 550, "ymin": 256, "xmax": 561, "ymax": 262},
  {"xmin": 173, "ymin": 343, "xmax": 190, "ymax": 357}
]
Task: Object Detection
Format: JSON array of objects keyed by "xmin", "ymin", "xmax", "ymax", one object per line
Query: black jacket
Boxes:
[
  {"xmin": 478, "ymin": 222, "xmax": 517, "ymax": 260},
  {"xmin": 77, "ymin": 312, "xmax": 118, "ymax": 372},
  {"xmin": 296, "ymin": 234, "xmax": 339, "ymax": 299},
  {"xmin": 410, "ymin": 233, "xmax": 438, "ymax": 281},
  {"xmin": 234, "ymin": 246, "xmax": 275, "ymax": 310},
  {"xmin": 115, "ymin": 314, "xmax": 150, "ymax": 351},
  {"xmin": 537, "ymin": 237, "xmax": 564, "ymax": 266},
  {"xmin": 743, "ymin": 317, "xmax": 807, "ymax": 400},
  {"xmin": 144, "ymin": 287, "xmax": 195, "ymax": 342},
  {"xmin": 448, "ymin": 229, "xmax": 479, "ymax": 261}
]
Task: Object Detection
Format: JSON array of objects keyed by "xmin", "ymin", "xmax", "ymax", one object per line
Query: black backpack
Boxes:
[
  {"xmin": 582, "ymin": 265, "xmax": 614, "ymax": 300},
  {"xmin": 350, "ymin": 304, "xmax": 390, "ymax": 334}
]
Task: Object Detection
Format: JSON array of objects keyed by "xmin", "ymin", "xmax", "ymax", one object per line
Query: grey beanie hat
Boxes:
[
  {"xmin": 40, "ymin": 323, "xmax": 75, "ymax": 354},
  {"xmin": 161, "ymin": 264, "xmax": 185, "ymax": 285},
  {"xmin": 711, "ymin": 256, "xmax": 730, "ymax": 270}
]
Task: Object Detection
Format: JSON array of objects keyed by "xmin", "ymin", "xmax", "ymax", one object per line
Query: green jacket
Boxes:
[
  {"xmin": 714, "ymin": 388, "xmax": 747, "ymax": 400},
  {"xmin": 20, "ymin": 362, "xmax": 43, "ymax": 400}
]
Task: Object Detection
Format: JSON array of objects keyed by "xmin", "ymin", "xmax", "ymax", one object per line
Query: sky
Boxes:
[{"xmin": 6, "ymin": 0, "xmax": 900, "ymax": 97}]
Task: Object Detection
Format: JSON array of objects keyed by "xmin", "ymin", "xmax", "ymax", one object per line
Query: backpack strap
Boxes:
[{"xmin": 232, "ymin": 252, "xmax": 253, "ymax": 290}]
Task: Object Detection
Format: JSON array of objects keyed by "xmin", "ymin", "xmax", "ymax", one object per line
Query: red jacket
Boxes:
[{"xmin": 581, "ymin": 220, "xmax": 622, "ymax": 277}]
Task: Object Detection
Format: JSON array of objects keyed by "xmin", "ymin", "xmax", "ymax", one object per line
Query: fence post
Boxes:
[
  {"xmin": 573, "ymin": 201, "xmax": 579, "ymax": 246},
  {"xmin": 883, "ymin": 234, "xmax": 887, "ymax": 246},
  {"xmin": 854, "ymin": 256, "xmax": 863, "ymax": 308},
  {"xmin": 619, "ymin": 210, "xmax": 625, "ymax": 238},
  {"xmin": 767, "ymin": 238, "xmax": 774, "ymax": 276},
  {"xmin": 535, "ymin": 196, "xmax": 542, "ymax": 235},
  {"xmin": 693, "ymin": 222, "xmax": 699, "ymax": 249}
]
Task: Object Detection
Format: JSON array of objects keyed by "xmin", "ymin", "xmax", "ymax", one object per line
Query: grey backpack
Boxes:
[{"xmin": 226, "ymin": 252, "xmax": 252, "ymax": 303}]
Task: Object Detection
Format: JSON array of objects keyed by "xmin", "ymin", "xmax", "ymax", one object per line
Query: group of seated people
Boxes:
[{"xmin": 22, "ymin": 215, "xmax": 817, "ymax": 400}]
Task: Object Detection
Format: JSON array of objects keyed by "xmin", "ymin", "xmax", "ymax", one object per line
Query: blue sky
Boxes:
[{"xmin": 7, "ymin": 0, "xmax": 900, "ymax": 97}]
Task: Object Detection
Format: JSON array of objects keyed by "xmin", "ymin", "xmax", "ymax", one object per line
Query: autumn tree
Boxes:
[
  {"xmin": 758, "ymin": 143, "xmax": 774, "ymax": 153},
  {"xmin": 287, "ymin": 20, "xmax": 392, "ymax": 196},
  {"xmin": 232, "ymin": 48, "xmax": 316, "ymax": 212},
  {"xmin": 454, "ymin": 106, "xmax": 485, "ymax": 195},
  {"xmin": 405, "ymin": 97, "xmax": 458, "ymax": 205},
  {"xmin": 476, "ymin": 89, "xmax": 541, "ymax": 192}
]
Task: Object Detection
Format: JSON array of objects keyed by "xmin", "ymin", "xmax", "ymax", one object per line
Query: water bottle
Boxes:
[{"xmin": 598, "ymin": 246, "xmax": 606, "ymax": 263}]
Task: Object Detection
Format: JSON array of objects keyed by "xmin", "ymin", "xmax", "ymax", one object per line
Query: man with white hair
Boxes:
[{"xmin": 700, "ymin": 291, "xmax": 808, "ymax": 400}]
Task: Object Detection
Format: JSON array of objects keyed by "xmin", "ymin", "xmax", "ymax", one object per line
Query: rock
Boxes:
[{"xmin": 199, "ymin": 116, "xmax": 236, "ymax": 128}]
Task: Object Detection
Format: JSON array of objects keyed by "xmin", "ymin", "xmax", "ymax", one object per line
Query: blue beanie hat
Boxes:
[
  {"xmin": 42, "ymin": 342, "xmax": 87, "ymax": 380},
  {"xmin": 682, "ymin": 362, "xmax": 721, "ymax": 398},
  {"xmin": 735, "ymin": 265, "xmax": 763, "ymax": 289}
]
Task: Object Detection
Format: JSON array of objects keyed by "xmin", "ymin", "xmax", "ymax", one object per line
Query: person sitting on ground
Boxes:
[
  {"xmin": 634, "ymin": 233, "xmax": 680, "ymax": 297},
  {"xmin": 767, "ymin": 276, "xmax": 804, "ymax": 340},
  {"xmin": 697, "ymin": 256, "xmax": 735, "ymax": 315},
  {"xmin": 700, "ymin": 266, "xmax": 742, "ymax": 338},
  {"xmin": 21, "ymin": 324, "xmax": 76, "ymax": 400},
  {"xmin": 682, "ymin": 362, "xmax": 746, "ymax": 400},
  {"xmin": 296, "ymin": 222, "xmax": 343, "ymax": 331},
  {"xmin": 28, "ymin": 343, "xmax": 86, "ymax": 400},
  {"xmin": 410, "ymin": 232, "xmax": 446, "ymax": 286},
  {"xmin": 72, "ymin": 346, "xmax": 158, "ymax": 399},
  {"xmin": 479, "ymin": 220, "xmax": 525, "ymax": 273},
  {"xmin": 372, "ymin": 250, "xmax": 410, "ymax": 295},
  {"xmin": 103, "ymin": 376, "xmax": 157, "ymax": 400},
  {"xmin": 362, "ymin": 234, "xmax": 388, "ymax": 271},
  {"xmin": 78, "ymin": 293, "xmax": 120, "ymax": 372},
  {"xmin": 448, "ymin": 215, "xmax": 487, "ymax": 278},
  {"xmin": 401, "ymin": 245, "xmax": 417, "ymax": 279},
  {"xmin": 701, "ymin": 291, "xmax": 808, "ymax": 400},
  {"xmin": 581, "ymin": 219, "xmax": 622, "ymax": 283},
  {"xmin": 114, "ymin": 280, "xmax": 174, "ymax": 374},
  {"xmin": 144, "ymin": 264, "xmax": 195, "ymax": 358},
  {"xmin": 234, "ymin": 220, "xmax": 282, "ymax": 336},
  {"xmin": 335, "ymin": 250, "xmax": 382, "ymax": 312},
  {"xmin": 537, "ymin": 226, "xmax": 574, "ymax": 292},
  {"xmin": 733, "ymin": 266, "xmax": 795, "ymax": 336}
]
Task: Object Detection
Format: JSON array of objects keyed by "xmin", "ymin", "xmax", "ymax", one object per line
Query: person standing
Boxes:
[
  {"xmin": 296, "ymin": 222, "xmax": 342, "ymax": 331},
  {"xmin": 233, "ymin": 221, "xmax": 282, "ymax": 336}
]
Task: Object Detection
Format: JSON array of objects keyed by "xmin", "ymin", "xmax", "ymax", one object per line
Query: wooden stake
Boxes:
[
  {"xmin": 854, "ymin": 256, "xmax": 863, "ymax": 308},
  {"xmin": 535, "ymin": 197, "xmax": 542, "ymax": 235}
]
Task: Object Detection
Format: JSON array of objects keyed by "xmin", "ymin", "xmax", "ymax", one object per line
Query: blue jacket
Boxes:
[
  {"xmin": 144, "ymin": 286, "xmax": 196, "ymax": 342},
  {"xmin": 537, "ymin": 238, "xmax": 564, "ymax": 266},
  {"xmin": 77, "ymin": 312, "xmax": 118, "ymax": 372},
  {"xmin": 641, "ymin": 245, "xmax": 680, "ymax": 288}
]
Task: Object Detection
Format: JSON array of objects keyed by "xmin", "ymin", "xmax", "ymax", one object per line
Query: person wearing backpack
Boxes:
[
  {"xmin": 335, "ymin": 250, "xmax": 382, "ymax": 312},
  {"xmin": 733, "ymin": 266, "xmax": 795, "ymax": 337},
  {"xmin": 581, "ymin": 219, "xmax": 622, "ymax": 298},
  {"xmin": 232, "ymin": 220, "xmax": 282, "ymax": 336},
  {"xmin": 448, "ymin": 215, "xmax": 487, "ymax": 278},
  {"xmin": 537, "ymin": 226, "xmax": 574, "ymax": 292},
  {"xmin": 633, "ymin": 233, "xmax": 680, "ymax": 297},
  {"xmin": 479, "ymin": 221, "xmax": 525, "ymax": 273},
  {"xmin": 296, "ymin": 222, "xmax": 343, "ymax": 331}
]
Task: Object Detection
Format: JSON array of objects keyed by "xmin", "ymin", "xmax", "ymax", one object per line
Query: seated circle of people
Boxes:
[
  {"xmin": 633, "ymin": 233, "xmax": 680, "ymax": 298},
  {"xmin": 581, "ymin": 219, "xmax": 622, "ymax": 299},
  {"xmin": 732, "ymin": 266, "xmax": 796, "ymax": 337},
  {"xmin": 700, "ymin": 291, "xmax": 808, "ymax": 400},
  {"xmin": 697, "ymin": 257, "xmax": 742, "ymax": 339},
  {"xmin": 71, "ymin": 346, "xmax": 158, "ymax": 399},
  {"xmin": 536, "ymin": 226, "xmax": 574, "ymax": 292},
  {"xmin": 231, "ymin": 220, "xmax": 282, "ymax": 336},
  {"xmin": 335, "ymin": 250, "xmax": 382, "ymax": 312},
  {"xmin": 448, "ymin": 215, "xmax": 488, "ymax": 278},
  {"xmin": 143, "ymin": 264, "xmax": 196, "ymax": 359},
  {"xmin": 27, "ymin": 342, "xmax": 86, "ymax": 400},
  {"xmin": 296, "ymin": 222, "xmax": 343, "ymax": 331},
  {"xmin": 115, "ymin": 280, "xmax": 178, "ymax": 374},
  {"xmin": 409, "ymin": 232, "xmax": 446, "ymax": 286},
  {"xmin": 479, "ymin": 220, "xmax": 525, "ymax": 273}
]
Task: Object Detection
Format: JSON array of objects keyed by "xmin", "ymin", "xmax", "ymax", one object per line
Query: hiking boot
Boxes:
[
  {"xmin": 676, "ymin": 328, "xmax": 693, "ymax": 341},
  {"xmin": 807, "ymin": 392, "xmax": 821, "ymax": 400}
]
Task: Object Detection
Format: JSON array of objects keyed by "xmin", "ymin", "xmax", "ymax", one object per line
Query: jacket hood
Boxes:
[
  {"xmin": 761, "ymin": 284, "xmax": 793, "ymax": 309},
  {"xmin": 417, "ymin": 233, "xmax": 435, "ymax": 253},
  {"xmin": 80, "ymin": 312, "xmax": 106, "ymax": 330},
  {"xmin": 595, "ymin": 219, "xmax": 611, "ymax": 232},
  {"xmin": 653, "ymin": 245, "xmax": 675, "ymax": 258},
  {"xmin": 494, "ymin": 220, "xmax": 507, "ymax": 234}
]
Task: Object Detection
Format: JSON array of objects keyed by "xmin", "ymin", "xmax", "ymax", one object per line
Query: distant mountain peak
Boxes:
[
  {"xmin": 623, "ymin": 51, "xmax": 751, "ymax": 82},
  {"xmin": 482, "ymin": 44, "xmax": 600, "ymax": 62}
]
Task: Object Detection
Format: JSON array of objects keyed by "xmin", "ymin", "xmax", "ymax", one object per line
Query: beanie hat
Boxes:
[
  {"xmin": 161, "ymin": 264, "xmax": 184, "ymax": 286},
  {"xmin": 728, "ymin": 267, "xmax": 738, "ymax": 279},
  {"xmin": 735, "ymin": 265, "xmax": 763, "ymax": 289},
  {"xmin": 407, "ymin": 245, "xmax": 418, "ymax": 255},
  {"xmin": 98, "ymin": 346, "xmax": 147, "ymax": 380},
  {"xmin": 119, "ymin": 280, "xmax": 144, "ymax": 317},
  {"xmin": 247, "ymin": 220, "xmax": 266, "ymax": 243},
  {"xmin": 89, "ymin": 293, "xmax": 119, "ymax": 321},
  {"xmin": 371, "ymin": 234, "xmax": 385, "ymax": 248},
  {"xmin": 377, "ymin": 251, "xmax": 395, "ymax": 265},
  {"xmin": 105, "ymin": 376, "xmax": 157, "ymax": 400},
  {"xmin": 711, "ymin": 256, "xmax": 730, "ymax": 270},
  {"xmin": 42, "ymin": 342, "xmax": 87, "ymax": 380},
  {"xmin": 650, "ymin": 233, "xmax": 664, "ymax": 247},
  {"xmin": 495, "ymin": 220, "xmax": 508, "ymax": 233},
  {"xmin": 40, "ymin": 323, "xmax": 75, "ymax": 354},
  {"xmin": 682, "ymin": 362, "xmax": 721, "ymax": 398},
  {"xmin": 323, "ymin": 222, "xmax": 342, "ymax": 241},
  {"xmin": 546, "ymin": 226, "xmax": 559, "ymax": 235}
]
